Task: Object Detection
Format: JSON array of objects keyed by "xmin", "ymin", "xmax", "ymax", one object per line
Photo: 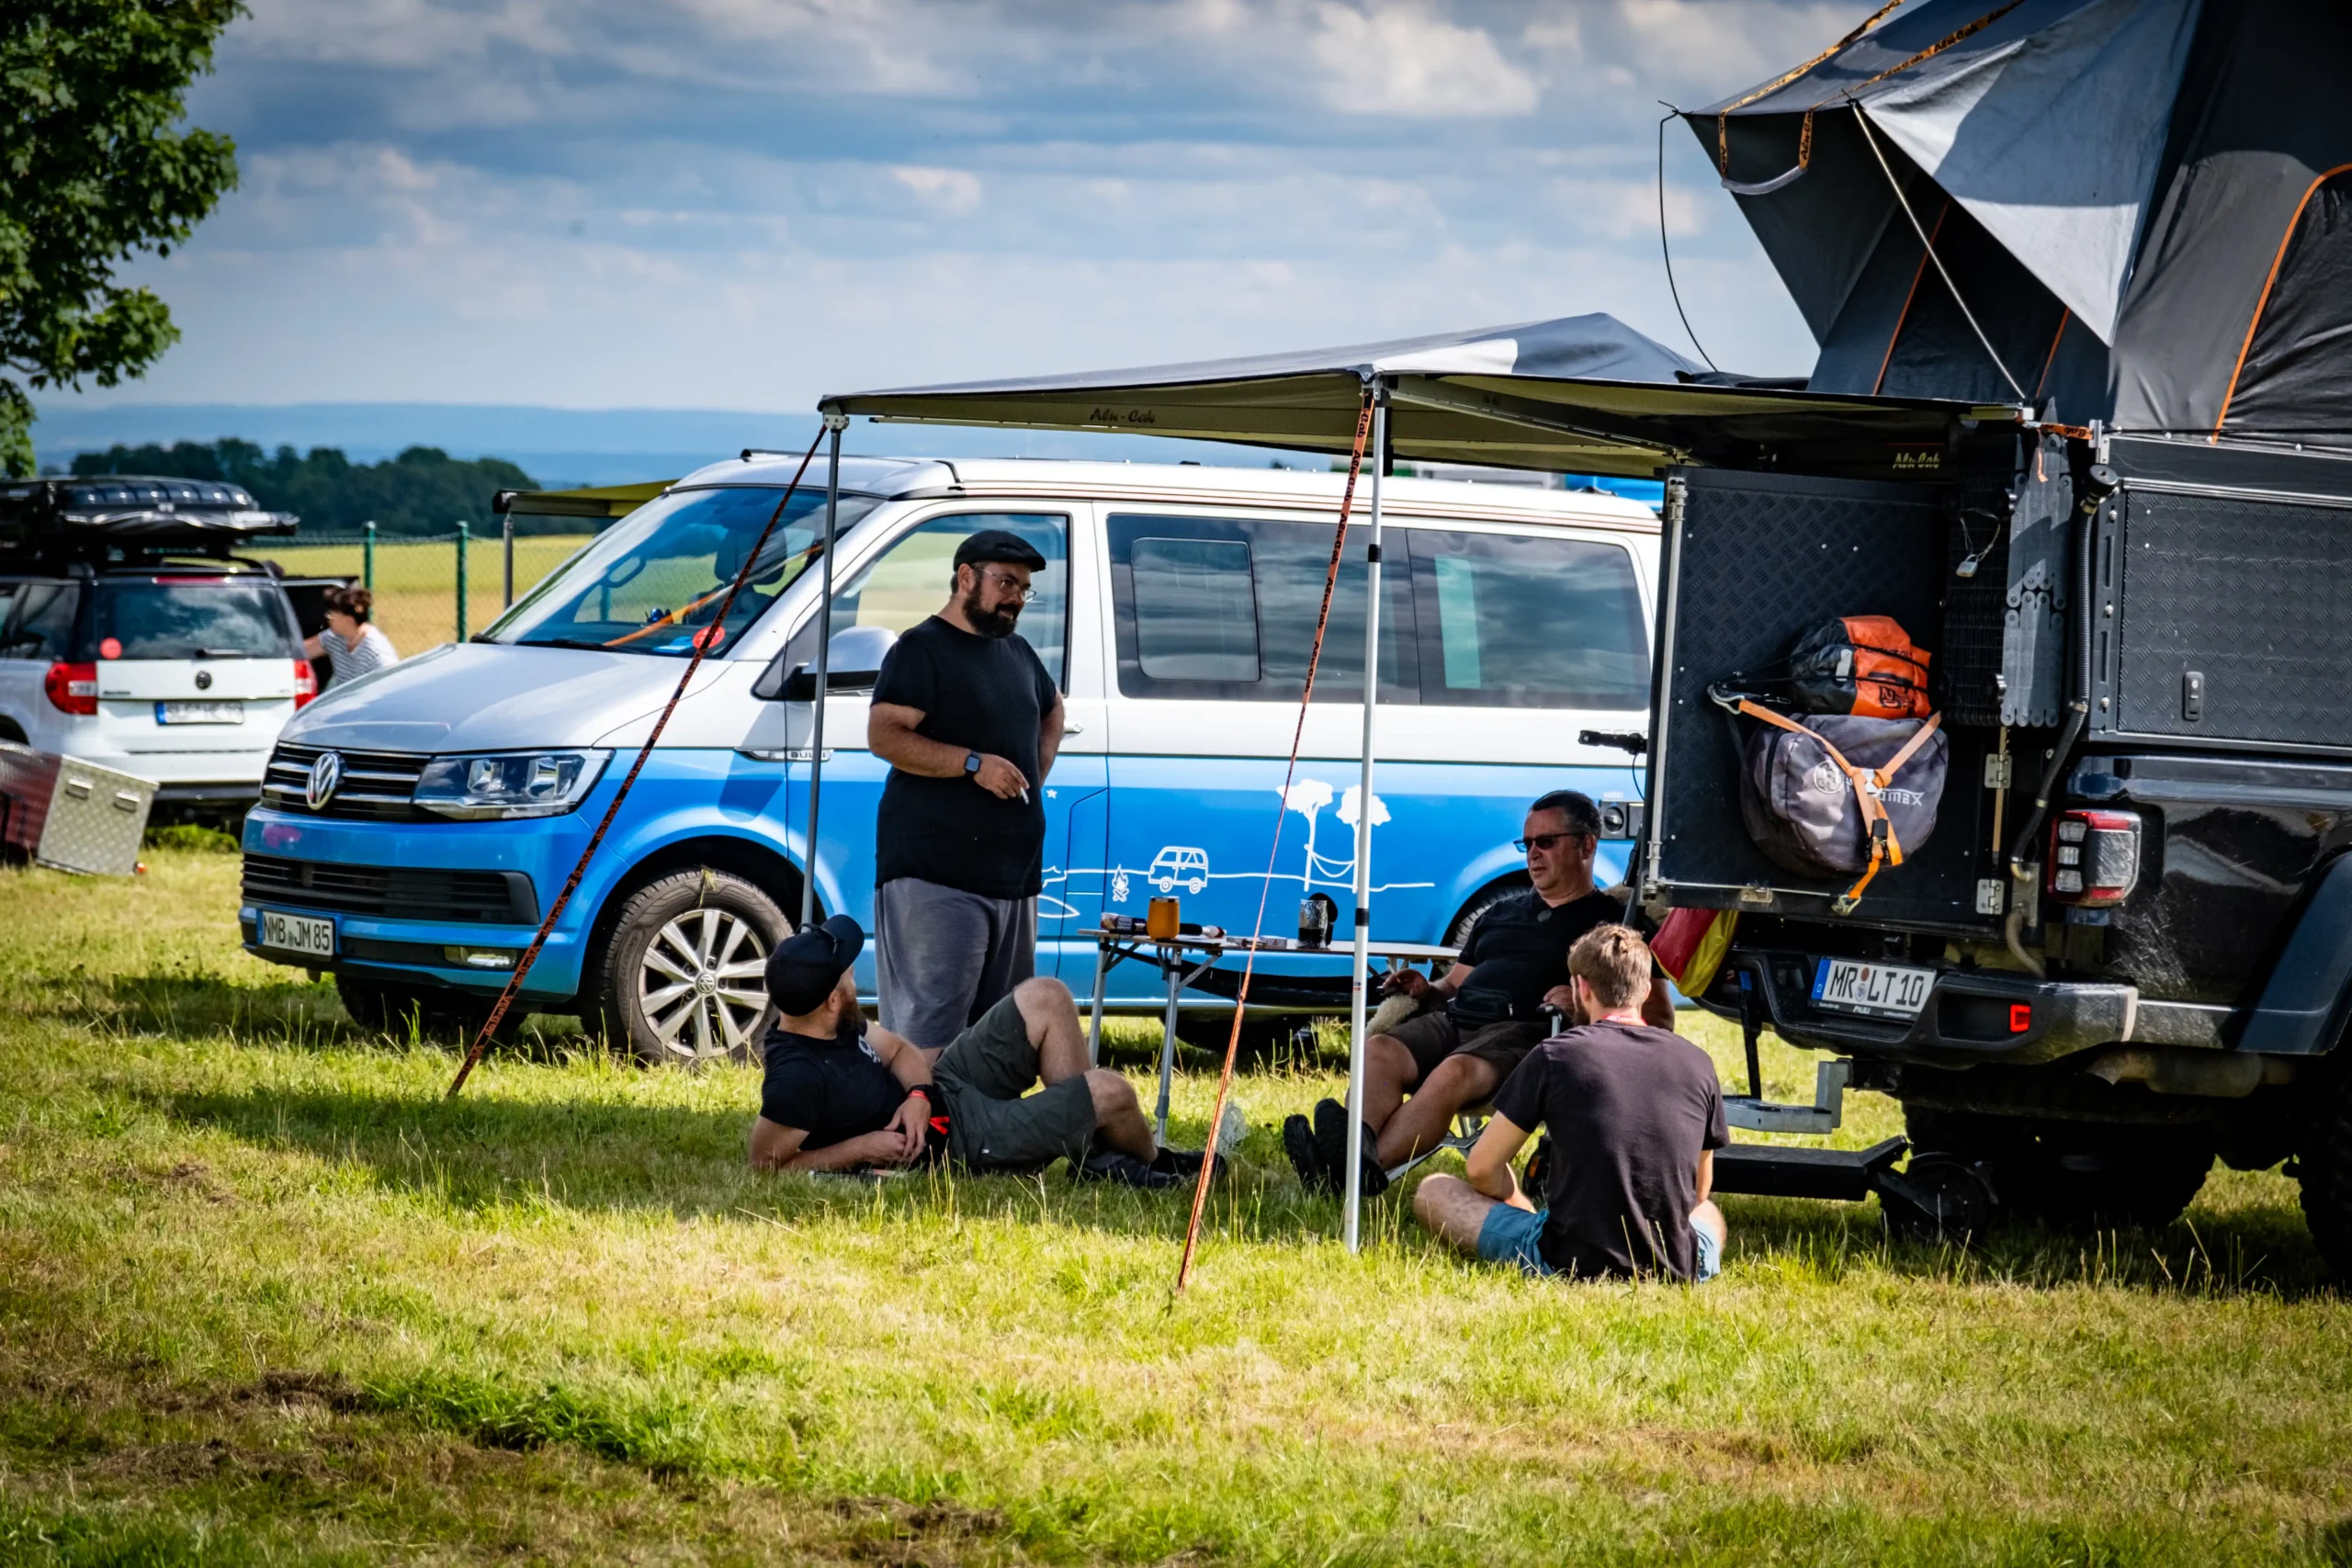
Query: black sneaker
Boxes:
[
  {"xmin": 1151, "ymin": 1145, "xmax": 1225, "ymax": 1180},
  {"xmin": 1077, "ymin": 1147, "xmax": 1181, "ymax": 1190},
  {"xmin": 1282, "ymin": 1113, "xmax": 1328, "ymax": 1192},
  {"xmin": 1312, "ymin": 1098, "xmax": 1389, "ymax": 1199}
]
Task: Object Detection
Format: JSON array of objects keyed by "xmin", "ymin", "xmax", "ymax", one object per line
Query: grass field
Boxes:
[
  {"xmin": 251, "ymin": 536, "xmax": 597, "ymax": 657},
  {"xmin": 2, "ymin": 843, "xmax": 2347, "ymax": 1564}
]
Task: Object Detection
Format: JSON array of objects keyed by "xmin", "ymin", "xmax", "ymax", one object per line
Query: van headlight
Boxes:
[{"xmin": 413, "ymin": 750, "xmax": 610, "ymax": 819}]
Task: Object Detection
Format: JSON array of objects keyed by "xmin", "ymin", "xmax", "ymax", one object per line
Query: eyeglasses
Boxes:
[
  {"xmin": 1514, "ymin": 831, "xmax": 1590, "ymax": 853},
  {"xmin": 977, "ymin": 569, "xmax": 1038, "ymax": 603}
]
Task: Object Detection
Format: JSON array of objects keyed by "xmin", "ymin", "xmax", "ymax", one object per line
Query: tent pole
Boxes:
[
  {"xmin": 801, "ymin": 416, "xmax": 846, "ymax": 932},
  {"xmin": 1342, "ymin": 388, "xmax": 1388, "ymax": 1254}
]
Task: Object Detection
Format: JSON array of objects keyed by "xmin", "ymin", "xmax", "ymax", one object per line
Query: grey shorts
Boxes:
[
  {"xmin": 875, "ymin": 876, "xmax": 1036, "ymax": 1049},
  {"xmin": 933, "ymin": 992, "xmax": 1095, "ymax": 1173}
]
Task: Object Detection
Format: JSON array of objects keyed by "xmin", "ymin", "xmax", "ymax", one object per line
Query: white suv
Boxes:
[{"xmin": 0, "ymin": 474, "xmax": 315, "ymax": 823}]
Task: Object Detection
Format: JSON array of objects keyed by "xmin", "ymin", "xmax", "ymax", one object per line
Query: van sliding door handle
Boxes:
[{"xmin": 1063, "ymin": 723, "xmax": 1085, "ymax": 736}]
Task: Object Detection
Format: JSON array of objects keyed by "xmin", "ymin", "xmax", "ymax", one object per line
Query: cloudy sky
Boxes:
[{"xmin": 59, "ymin": 0, "xmax": 1855, "ymax": 417}]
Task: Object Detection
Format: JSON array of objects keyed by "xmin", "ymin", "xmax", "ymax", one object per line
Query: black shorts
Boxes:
[
  {"xmin": 1381, "ymin": 1008, "xmax": 1547, "ymax": 1083},
  {"xmin": 933, "ymin": 992, "xmax": 1096, "ymax": 1172}
]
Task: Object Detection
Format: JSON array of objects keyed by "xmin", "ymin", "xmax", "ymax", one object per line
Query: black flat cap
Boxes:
[{"xmin": 953, "ymin": 528, "xmax": 1048, "ymax": 571}]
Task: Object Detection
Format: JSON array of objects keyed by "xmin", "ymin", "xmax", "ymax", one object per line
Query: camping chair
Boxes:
[{"xmin": 1381, "ymin": 1003, "xmax": 1567, "ymax": 1181}]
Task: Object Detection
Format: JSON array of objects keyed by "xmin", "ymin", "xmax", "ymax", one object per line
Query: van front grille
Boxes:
[
  {"xmin": 262, "ymin": 743, "xmax": 429, "ymax": 820},
  {"xmin": 242, "ymin": 853, "xmax": 538, "ymax": 924}
]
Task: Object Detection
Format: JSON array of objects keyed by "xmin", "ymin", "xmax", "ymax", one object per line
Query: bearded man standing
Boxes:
[{"xmin": 866, "ymin": 529, "xmax": 1066, "ymax": 1047}]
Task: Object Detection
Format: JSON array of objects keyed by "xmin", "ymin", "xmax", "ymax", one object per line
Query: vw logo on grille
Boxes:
[
  {"xmin": 194, "ymin": 670, "xmax": 212, "ymax": 691},
  {"xmin": 306, "ymin": 750, "xmax": 344, "ymax": 811}
]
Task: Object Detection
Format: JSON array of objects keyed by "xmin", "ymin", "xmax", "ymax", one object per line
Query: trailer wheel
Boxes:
[
  {"xmin": 2297, "ymin": 1064, "xmax": 2352, "ymax": 1276},
  {"xmin": 1905, "ymin": 1107, "xmax": 2211, "ymax": 1234},
  {"xmin": 1880, "ymin": 1151, "xmax": 1998, "ymax": 1244},
  {"xmin": 587, "ymin": 869, "xmax": 786, "ymax": 1066}
]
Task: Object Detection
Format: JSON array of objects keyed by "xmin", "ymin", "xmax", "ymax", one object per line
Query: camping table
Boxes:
[{"xmin": 1081, "ymin": 929, "xmax": 1461, "ymax": 1140}]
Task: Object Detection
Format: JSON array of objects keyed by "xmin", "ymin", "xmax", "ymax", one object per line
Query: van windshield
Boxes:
[{"xmin": 482, "ymin": 486, "xmax": 880, "ymax": 656}]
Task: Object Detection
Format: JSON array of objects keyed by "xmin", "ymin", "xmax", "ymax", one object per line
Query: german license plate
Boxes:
[
  {"xmin": 258, "ymin": 909, "xmax": 334, "ymax": 958},
  {"xmin": 1812, "ymin": 957, "xmax": 1933, "ymax": 1020},
  {"xmin": 156, "ymin": 700, "xmax": 243, "ymax": 725}
]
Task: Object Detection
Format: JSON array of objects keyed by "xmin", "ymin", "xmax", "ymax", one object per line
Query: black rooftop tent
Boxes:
[{"xmin": 1693, "ymin": 0, "xmax": 2352, "ymax": 444}]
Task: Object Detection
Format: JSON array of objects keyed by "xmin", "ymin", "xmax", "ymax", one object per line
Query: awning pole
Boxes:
[
  {"xmin": 1341, "ymin": 388, "xmax": 1388, "ymax": 1254},
  {"xmin": 800, "ymin": 416, "xmax": 846, "ymax": 932}
]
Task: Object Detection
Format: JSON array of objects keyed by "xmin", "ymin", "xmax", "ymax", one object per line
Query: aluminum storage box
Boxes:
[{"xmin": 0, "ymin": 743, "xmax": 156, "ymax": 875}]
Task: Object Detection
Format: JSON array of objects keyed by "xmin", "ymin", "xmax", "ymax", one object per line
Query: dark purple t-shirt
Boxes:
[{"xmin": 1490, "ymin": 1022, "xmax": 1729, "ymax": 1280}]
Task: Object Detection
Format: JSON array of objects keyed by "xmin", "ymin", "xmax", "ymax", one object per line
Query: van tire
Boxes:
[
  {"xmin": 588, "ymin": 869, "xmax": 787, "ymax": 1067},
  {"xmin": 335, "ymin": 973, "xmax": 521, "ymax": 1044}
]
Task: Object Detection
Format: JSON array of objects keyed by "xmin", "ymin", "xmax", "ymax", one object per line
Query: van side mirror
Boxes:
[{"xmin": 752, "ymin": 624, "xmax": 895, "ymax": 701}]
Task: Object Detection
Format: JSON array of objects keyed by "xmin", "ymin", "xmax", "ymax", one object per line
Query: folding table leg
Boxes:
[
  {"xmin": 1086, "ymin": 941, "xmax": 1110, "ymax": 1067},
  {"xmin": 1155, "ymin": 954, "xmax": 1181, "ymax": 1143}
]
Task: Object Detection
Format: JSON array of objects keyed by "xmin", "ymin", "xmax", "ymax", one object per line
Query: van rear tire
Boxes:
[
  {"xmin": 588, "ymin": 869, "xmax": 787, "ymax": 1066},
  {"xmin": 2297, "ymin": 1065, "xmax": 2352, "ymax": 1277}
]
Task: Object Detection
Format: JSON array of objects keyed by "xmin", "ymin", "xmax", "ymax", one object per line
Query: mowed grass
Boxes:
[
  {"xmin": 1, "ymin": 847, "xmax": 2347, "ymax": 1564},
  {"xmin": 252, "ymin": 536, "xmax": 597, "ymax": 655}
]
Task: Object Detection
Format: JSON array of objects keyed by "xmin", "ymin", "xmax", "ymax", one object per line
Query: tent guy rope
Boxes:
[
  {"xmin": 447, "ymin": 429, "xmax": 827, "ymax": 1098},
  {"xmin": 1175, "ymin": 383, "xmax": 1377, "ymax": 1293}
]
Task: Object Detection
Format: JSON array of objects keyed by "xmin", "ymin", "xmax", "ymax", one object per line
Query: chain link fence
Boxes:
[{"xmin": 251, "ymin": 525, "xmax": 599, "ymax": 659}]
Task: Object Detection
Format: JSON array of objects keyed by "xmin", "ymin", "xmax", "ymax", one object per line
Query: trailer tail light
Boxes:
[
  {"xmin": 2048, "ymin": 808, "xmax": 2142, "ymax": 907},
  {"xmin": 293, "ymin": 659, "xmax": 318, "ymax": 709},
  {"xmin": 43, "ymin": 661, "xmax": 98, "ymax": 716}
]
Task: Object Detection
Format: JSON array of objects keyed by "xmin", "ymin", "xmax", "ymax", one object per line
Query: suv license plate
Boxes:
[
  {"xmin": 157, "ymin": 700, "xmax": 243, "ymax": 725},
  {"xmin": 1812, "ymin": 957, "xmax": 1933, "ymax": 1020},
  {"xmin": 258, "ymin": 909, "xmax": 334, "ymax": 958}
]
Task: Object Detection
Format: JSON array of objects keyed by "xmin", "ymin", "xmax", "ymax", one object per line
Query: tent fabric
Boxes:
[
  {"xmin": 822, "ymin": 313, "xmax": 1987, "ymax": 479},
  {"xmin": 2216, "ymin": 171, "xmax": 2352, "ymax": 438},
  {"xmin": 2109, "ymin": 4, "xmax": 2352, "ymax": 435},
  {"xmin": 1693, "ymin": 0, "xmax": 2194, "ymax": 350}
]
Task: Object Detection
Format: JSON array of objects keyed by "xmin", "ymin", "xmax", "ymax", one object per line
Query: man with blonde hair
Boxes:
[{"xmin": 1413, "ymin": 924, "xmax": 1729, "ymax": 1281}]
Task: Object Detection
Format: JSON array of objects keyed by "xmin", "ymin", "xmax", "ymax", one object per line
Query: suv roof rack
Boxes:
[{"xmin": 0, "ymin": 476, "xmax": 298, "ymax": 567}]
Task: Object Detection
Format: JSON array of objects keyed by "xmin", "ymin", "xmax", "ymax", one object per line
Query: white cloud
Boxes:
[
  {"xmin": 890, "ymin": 164, "xmax": 984, "ymax": 214},
  {"xmin": 1306, "ymin": 2, "xmax": 1538, "ymax": 118}
]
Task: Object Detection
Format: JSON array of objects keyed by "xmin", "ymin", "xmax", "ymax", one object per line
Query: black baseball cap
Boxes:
[
  {"xmin": 953, "ymin": 529, "xmax": 1048, "ymax": 572},
  {"xmin": 763, "ymin": 914, "xmax": 865, "ymax": 1016}
]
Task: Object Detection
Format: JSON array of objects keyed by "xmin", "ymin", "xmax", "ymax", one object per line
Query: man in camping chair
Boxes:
[{"xmin": 1283, "ymin": 789, "xmax": 1673, "ymax": 1199}]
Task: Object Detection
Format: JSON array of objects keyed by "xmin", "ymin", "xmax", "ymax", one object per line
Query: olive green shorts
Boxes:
[{"xmin": 933, "ymin": 992, "xmax": 1096, "ymax": 1172}]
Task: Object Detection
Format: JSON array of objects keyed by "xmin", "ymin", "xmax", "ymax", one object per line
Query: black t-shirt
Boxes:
[
  {"xmin": 870, "ymin": 615, "xmax": 1058, "ymax": 899},
  {"xmin": 1490, "ymin": 1022, "xmax": 1729, "ymax": 1280},
  {"xmin": 758, "ymin": 1020, "xmax": 902, "ymax": 1151},
  {"xmin": 1449, "ymin": 889, "xmax": 1621, "ymax": 1023}
]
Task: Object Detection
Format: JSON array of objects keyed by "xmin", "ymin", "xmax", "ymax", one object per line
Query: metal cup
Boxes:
[{"xmin": 1147, "ymin": 897, "xmax": 1181, "ymax": 940}]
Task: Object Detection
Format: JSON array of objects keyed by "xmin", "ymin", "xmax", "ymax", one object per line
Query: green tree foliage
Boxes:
[
  {"xmin": 1, "ymin": 2, "xmax": 244, "ymax": 478},
  {"xmin": 71, "ymin": 439, "xmax": 540, "ymax": 536}
]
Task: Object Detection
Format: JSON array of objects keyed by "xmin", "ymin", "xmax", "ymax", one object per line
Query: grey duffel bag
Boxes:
[{"xmin": 1736, "ymin": 703, "xmax": 1948, "ymax": 908}]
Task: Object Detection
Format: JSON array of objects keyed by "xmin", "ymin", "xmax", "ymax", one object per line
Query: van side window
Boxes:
[
  {"xmin": 1405, "ymin": 529, "xmax": 1650, "ymax": 709},
  {"xmin": 786, "ymin": 513, "xmax": 1068, "ymax": 687},
  {"xmin": 2, "ymin": 582, "xmax": 79, "ymax": 660},
  {"xmin": 1108, "ymin": 513, "xmax": 1414, "ymax": 702},
  {"xmin": 1131, "ymin": 537, "xmax": 1260, "ymax": 681}
]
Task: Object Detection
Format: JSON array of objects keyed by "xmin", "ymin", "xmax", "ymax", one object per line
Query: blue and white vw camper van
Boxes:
[{"xmin": 240, "ymin": 456, "xmax": 1657, "ymax": 1061}]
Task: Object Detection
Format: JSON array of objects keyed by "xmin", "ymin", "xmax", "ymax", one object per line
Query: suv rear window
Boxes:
[{"xmin": 85, "ymin": 578, "xmax": 300, "ymax": 660}]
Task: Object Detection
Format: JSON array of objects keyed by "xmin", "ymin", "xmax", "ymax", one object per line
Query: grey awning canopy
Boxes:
[{"xmin": 822, "ymin": 312, "xmax": 2000, "ymax": 478}]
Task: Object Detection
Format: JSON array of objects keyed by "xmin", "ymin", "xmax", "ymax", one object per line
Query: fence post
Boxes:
[
  {"xmin": 455, "ymin": 520, "xmax": 469, "ymax": 642},
  {"xmin": 363, "ymin": 520, "xmax": 375, "ymax": 592},
  {"xmin": 502, "ymin": 512, "xmax": 515, "ymax": 606}
]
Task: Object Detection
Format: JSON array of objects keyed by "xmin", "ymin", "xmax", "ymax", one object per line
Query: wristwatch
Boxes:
[{"xmin": 963, "ymin": 750, "xmax": 982, "ymax": 779}]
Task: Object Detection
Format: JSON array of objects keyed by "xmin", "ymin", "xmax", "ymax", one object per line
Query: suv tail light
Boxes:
[
  {"xmin": 293, "ymin": 659, "xmax": 318, "ymax": 709},
  {"xmin": 43, "ymin": 661, "xmax": 98, "ymax": 716},
  {"xmin": 2048, "ymin": 808, "xmax": 2143, "ymax": 907}
]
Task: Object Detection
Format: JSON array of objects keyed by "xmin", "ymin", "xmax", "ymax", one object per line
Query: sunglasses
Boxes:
[{"xmin": 1514, "ymin": 831, "xmax": 1590, "ymax": 853}]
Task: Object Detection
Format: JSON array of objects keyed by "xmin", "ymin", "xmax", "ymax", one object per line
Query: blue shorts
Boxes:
[{"xmin": 1476, "ymin": 1204, "xmax": 1721, "ymax": 1283}]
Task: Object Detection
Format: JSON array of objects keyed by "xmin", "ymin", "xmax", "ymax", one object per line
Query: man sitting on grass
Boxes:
[
  {"xmin": 1285, "ymin": 789, "xmax": 1669, "ymax": 1199},
  {"xmin": 747, "ymin": 914, "xmax": 1213, "ymax": 1188},
  {"xmin": 1413, "ymin": 924, "xmax": 1729, "ymax": 1282}
]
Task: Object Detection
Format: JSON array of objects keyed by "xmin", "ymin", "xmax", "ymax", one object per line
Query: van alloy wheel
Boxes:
[
  {"xmin": 590, "ymin": 869, "xmax": 789, "ymax": 1066},
  {"xmin": 638, "ymin": 907, "xmax": 774, "ymax": 1062}
]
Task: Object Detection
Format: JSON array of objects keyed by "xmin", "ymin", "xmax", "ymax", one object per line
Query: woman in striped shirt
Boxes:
[{"xmin": 304, "ymin": 585, "xmax": 400, "ymax": 689}]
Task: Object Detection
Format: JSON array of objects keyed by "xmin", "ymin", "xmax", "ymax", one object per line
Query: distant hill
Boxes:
[{"xmin": 70, "ymin": 441, "xmax": 540, "ymax": 537}]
